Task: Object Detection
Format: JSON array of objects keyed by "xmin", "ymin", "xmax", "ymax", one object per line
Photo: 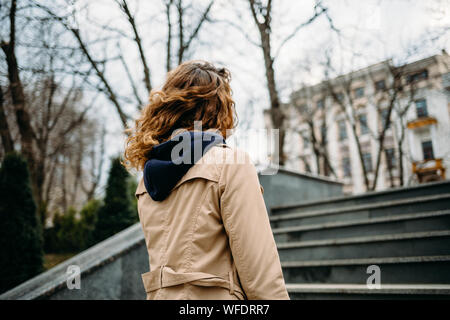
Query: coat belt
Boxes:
[{"xmin": 141, "ymin": 265, "xmax": 245, "ymax": 299}]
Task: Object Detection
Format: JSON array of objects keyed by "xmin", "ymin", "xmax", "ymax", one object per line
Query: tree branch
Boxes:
[{"xmin": 116, "ymin": 0, "xmax": 152, "ymax": 94}]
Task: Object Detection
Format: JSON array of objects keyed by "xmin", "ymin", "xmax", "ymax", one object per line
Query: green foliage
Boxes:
[
  {"xmin": 93, "ymin": 157, "xmax": 137, "ymax": 242},
  {"xmin": 44, "ymin": 199, "xmax": 101, "ymax": 253},
  {"xmin": 128, "ymin": 177, "xmax": 138, "ymax": 216},
  {"xmin": 77, "ymin": 199, "xmax": 101, "ymax": 249},
  {"xmin": 55, "ymin": 207, "xmax": 79, "ymax": 252},
  {"xmin": 43, "ymin": 156, "xmax": 138, "ymax": 257},
  {"xmin": 38, "ymin": 201, "xmax": 48, "ymax": 227},
  {"xmin": 43, "ymin": 219, "xmax": 58, "ymax": 253},
  {"xmin": 0, "ymin": 153, "xmax": 139, "ymax": 287},
  {"xmin": 0, "ymin": 152, "xmax": 43, "ymax": 293}
]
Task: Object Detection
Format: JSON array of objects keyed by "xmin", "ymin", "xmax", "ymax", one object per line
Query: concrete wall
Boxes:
[
  {"xmin": 49, "ymin": 244, "xmax": 147, "ymax": 300},
  {"xmin": 0, "ymin": 224, "xmax": 148, "ymax": 300},
  {"xmin": 258, "ymin": 167, "xmax": 343, "ymax": 211}
]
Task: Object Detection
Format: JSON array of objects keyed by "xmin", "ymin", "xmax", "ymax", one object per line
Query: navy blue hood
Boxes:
[{"xmin": 143, "ymin": 131, "xmax": 225, "ymax": 201}]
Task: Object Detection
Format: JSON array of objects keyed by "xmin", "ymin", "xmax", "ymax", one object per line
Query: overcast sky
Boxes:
[{"xmin": 43, "ymin": 0, "xmax": 450, "ymax": 186}]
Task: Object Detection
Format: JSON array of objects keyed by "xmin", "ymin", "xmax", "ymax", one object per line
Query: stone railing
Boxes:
[
  {"xmin": 258, "ymin": 166, "xmax": 343, "ymax": 210},
  {"xmin": 0, "ymin": 223, "xmax": 148, "ymax": 300}
]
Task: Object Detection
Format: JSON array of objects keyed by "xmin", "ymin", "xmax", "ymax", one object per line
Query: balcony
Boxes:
[
  {"xmin": 412, "ymin": 158, "xmax": 446, "ymax": 183},
  {"xmin": 407, "ymin": 116, "xmax": 437, "ymax": 130}
]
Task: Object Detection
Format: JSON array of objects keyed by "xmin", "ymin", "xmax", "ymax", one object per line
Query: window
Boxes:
[
  {"xmin": 407, "ymin": 70, "xmax": 428, "ymax": 83},
  {"xmin": 342, "ymin": 157, "xmax": 352, "ymax": 177},
  {"xmin": 317, "ymin": 99, "xmax": 324, "ymax": 109},
  {"xmin": 321, "ymin": 124, "xmax": 327, "ymax": 143},
  {"xmin": 338, "ymin": 120, "xmax": 347, "ymax": 141},
  {"xmin": 375, "ymin": 80, "xmax": 386, "ymax": 92},
  {"xmin": 336, "ymin": 92, "xmax": 344, "ymax": 103},
  {"xmin": 422, "ymin": 141, "xmax": 434, "ymax": 160},
  {"xmin": 359, "ymin": 114, "xmax": 369, "ymax": 135},
  {"xmin": 302, "ymin": 158, "xmax": 311, "ymax": 173},
  {"xmin": 380, "ymin": 109, "xmax": 390, "ymax": 129},
  {"xmin": 298, "ymin": 104, "xmax": 308, "ymax": 114},
  {"xmin": 354, "ymin": 87, "xmax": 365, "ymax": 98},
  {"xmin": 444, "ymin": 72, "xmax": 450, "ymax": 92},
  {"xmin": 302, "ymin": 133, "xmax": 310, "ymax": 149},
  {"xmin": 363, "ymin": 152, "xmax": 373, "ymax": 172},
  {"xmin": 385, "ymin": 148, "xmax": 396, "ymax": 168},
  {"xmin": 415, "ymin": 99, "xmax": 428, "ymax": 118}
]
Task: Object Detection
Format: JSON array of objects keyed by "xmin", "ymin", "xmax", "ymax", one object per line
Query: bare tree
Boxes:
[
  {"xmin": 163, "ymin": 0, "xmax": 215, "ymax": 68},
  {"xmin": 247, "ymin": 0, "xmax": 337, "ymax": 165},
  {"xmin": 0, "ymin": 84, "xmax": 14, "ymax": 153},
  {"xmin": 0, "ymin": 0, "xmax": 105, "ymax": 216},
  {"xmin": 117, "ymin": 42, "xmax": 144, "ymax": 108},
  {"xmin": 80, "ymin": 125, "xmax": 106, "ymax": 201},
  {"xmin": 34, "ymin": 2, "xmax": 130, "ymax": 128},
  {"xmin": 37, "ymin": 0, "xmax": 215, "ymax": 125},
  {"xmin": 1, "ymin": 0, "xmax": 39, "ymax": 197},
  {"xmin": 323, "ymin": 52, "xmax": 424, "ymax": 191},
  {"xmin": 394, "ymin": 103, "xmax": 412, "ymax": 186},
  {"xmin": 323, "ymin": 67, "xmax": 372, "ymax": 190},
  {"xmin": 115, "ymin": 0, "xmax": 152, "ymax": 94},
  {"xmin": 292, "ymin": 87, "xmax": 336, "ymax": 177},
  {"xmin": 367, "ymin": 62, "xmax": 418, "ymax": 190},
  {"xmin": 164, "ymin": 0, "xmax": 175, "ymax": 72}
]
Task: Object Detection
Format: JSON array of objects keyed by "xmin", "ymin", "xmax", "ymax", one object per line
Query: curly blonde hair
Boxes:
[{"xmin": 123, "ymin": 60, "xmax": 236, "ymax": 171}]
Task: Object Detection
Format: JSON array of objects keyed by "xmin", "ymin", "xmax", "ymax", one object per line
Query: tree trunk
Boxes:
[
  {"xmin": 0, "ymin": 85, "xmax": 14, "ymax": 153},
  {"xmin": 327, "ymin": 81, "xmax": 370, "ymax": 190},
  {"xmin": 120, "ymin": 0, "xmax": 152, "ymax": 94},
  {"xmin": 1, "ymin": 0, "xmax": 38, "ymax": 199},
  {"xmin": 371, "ymin": 92, "xmax": 397, "ymax": 190},
  {"xmin": 165, "ymin": 0, "xmax": 174, "ymax": 72},
  {"xmin": 350, "ymin": 121, "xmax": 370, "ymax": 191},
  {"xmin": 397, "ymin": 132, "xmax": 405, "ymax": 186},
  {"xmin": 177, "ymin": 0, "xmax": 184, "ymax": 64},
  {"xmin": 70, "ymin": 28, "xmax": 129, "ymax": 128},
  {"xmin": 249, "ymin": 0, "xmax": 285, "ymax": 165},
  {"xmin": 384, "ymin": 149, "xmax": 395, "ymax": 187}
]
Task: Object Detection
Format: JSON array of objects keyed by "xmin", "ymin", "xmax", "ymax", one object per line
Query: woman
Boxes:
[{"xmin": 123, "ymin": 60, "xmax": 289, "ymax": 300}]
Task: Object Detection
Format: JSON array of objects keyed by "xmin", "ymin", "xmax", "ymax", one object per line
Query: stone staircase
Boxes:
[{"xmin": 269, "ymin": 181, "xmax": 450, "ymax": 299}]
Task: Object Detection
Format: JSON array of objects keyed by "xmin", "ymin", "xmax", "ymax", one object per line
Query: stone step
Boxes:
[
  {"xmin": 270, "ymin": 193, "xmax": 450, "ymax": 228},
  {"xmin": 277, "ymin": 230, "xmax": 450, "ymax": 261},
  {"xmin": 273, "ymin": 210, "xmax": 450, "ymax": 242},
  {"xmin": 271, "ymin": 180, "xmax": 450, "ymax": 216},
  {"xmin": 286, "ymin": 283, "xmax": 450, "ymax": 300},
  {"xmin": 282, "ymin": 255, "xmax": 450, "ymax": 284}
]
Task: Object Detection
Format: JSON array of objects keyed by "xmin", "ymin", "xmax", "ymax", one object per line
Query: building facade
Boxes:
[{"xmin": 274, "ymin": 52, "xmax": 450, "ymax": 194}]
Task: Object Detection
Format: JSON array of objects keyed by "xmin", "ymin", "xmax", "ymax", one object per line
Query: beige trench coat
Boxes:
[{"xmin": 135, "ymin": 143, "xmax": 289, "ymax": 300}]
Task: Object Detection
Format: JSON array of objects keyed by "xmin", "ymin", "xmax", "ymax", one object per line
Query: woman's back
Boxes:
[
  {"xmin": 136, "ymin": 141, "xmax": 288, "ymax": 300},
  {"xmin": 125, "ymin": 60, "xmax": 289, "ymax": 300}
]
